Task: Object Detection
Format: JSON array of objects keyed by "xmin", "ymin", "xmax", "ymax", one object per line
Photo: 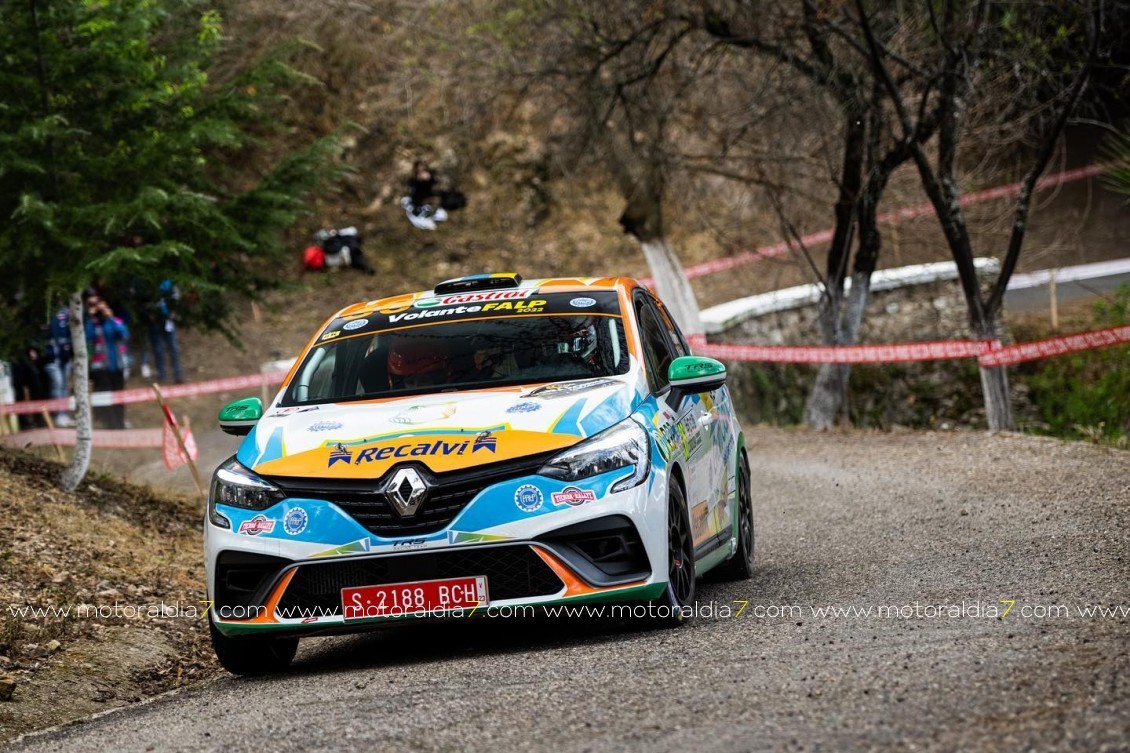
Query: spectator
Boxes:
[
  {"xmin": 400, "ymin": 160, "xmax": 466, "ymax": 231},
  {"xmin": 85, "ymin": 291, "xmax": 129, "ymax": 429},
  {"xmin": 11, "ymin": 343, "xmax": 49, "ymax": 431},
  {"xmin": 312, "ymin": 227, "xmax": 374, "ymax": 274},
  {"xmin": 144, "ymin": 279, "xmax": 185, "ymax": 384},
  {"xmin": 43, "ymin": 306, "xmax": 75, "ymax": 427}
]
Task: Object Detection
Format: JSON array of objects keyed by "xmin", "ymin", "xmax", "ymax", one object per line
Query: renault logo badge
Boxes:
[{"xmin": 387, "ymin": 467, "xmax": 427, "ymax": 516}]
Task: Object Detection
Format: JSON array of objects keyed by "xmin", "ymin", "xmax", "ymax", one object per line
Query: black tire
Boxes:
[
  {"xmin": 714, "ymin": 449, "xmax": 755, "ymax": 581},
  {"xmin": 650, "ymin": 479, "xmax": 696, "ymax": 626},
  {"xmin": 210, "ymin": 620, "xmax": 298, "ymax": 677}
]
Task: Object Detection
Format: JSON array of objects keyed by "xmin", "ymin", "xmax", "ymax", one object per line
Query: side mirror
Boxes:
[
  {"xmin": 218, "ymin": 397, "xmax": 263, "ymax": 436},
  {"xmin": 667, "ymin": 356, "xmax": 726, "ymax": 409}
]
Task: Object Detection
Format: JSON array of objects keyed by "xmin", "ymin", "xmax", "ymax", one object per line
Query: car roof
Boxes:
[{"xmin": 333, "ymin": 276, "xmax": 641, "ymax": 320}]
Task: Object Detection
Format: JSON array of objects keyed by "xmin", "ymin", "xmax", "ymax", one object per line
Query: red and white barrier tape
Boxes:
[
  {"xmin": 692, "ymin": 325, "xmax": 1129, "ymax": 366},
  {"xmin": 0, "ymin": 428, "xmax": 164, "ymax": 449},
  {"xmin": 696, "ymin": 339, "xmax": 996, "ymax": 364},
  {"xmin": 0, "ymin": 370, "xmax": 288, "ymax": 417},
  {"xmin": 1, "ymin": 326, "xmax": 1125, "ymax": 449},
  {"xmin": 645, "ymin": 163, "xmax": 1108, "ymax": 285},
  {"xmin": 977, "ymin": 325, "xmax": 1130, "ymax": 368}
]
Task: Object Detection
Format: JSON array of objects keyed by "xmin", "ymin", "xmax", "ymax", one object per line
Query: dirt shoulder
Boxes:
[{"xmin": 0, "ymin": 449, "xmax": 217, "ymax": 744}]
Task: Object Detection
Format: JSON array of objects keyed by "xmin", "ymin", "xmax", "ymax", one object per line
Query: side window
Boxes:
[
  {"xmin": 652, "ymin": 297, "xmax": 689, "ymax": 357},
  {"xmin": 635, "ymin": 297, "xmax": 675, "ymax": 394}
]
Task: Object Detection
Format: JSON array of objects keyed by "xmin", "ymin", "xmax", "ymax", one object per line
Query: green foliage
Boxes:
[
  {"xmin": 726, "ymin": 362, "xmax": 809, "ymax": 426},
  {"xmin": 1023, "ymin": 286, "xmax": 1130, "ymax": 442},
  {"xmin": 0, "ymin": 0, "xmax": 342, "ymax": 353},
  {"xmin": 1101, "ymin": 129, "xmax": 1130, "ymax": 201}
]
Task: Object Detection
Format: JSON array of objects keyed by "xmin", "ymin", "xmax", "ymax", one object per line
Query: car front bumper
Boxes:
[{"xmin": 205, "ymin": 464, "xmax": 670, "ymax": 637}]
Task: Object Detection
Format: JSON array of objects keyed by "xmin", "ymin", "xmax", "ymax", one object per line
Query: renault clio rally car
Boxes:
[{"xmin": 206, "ymin": 273, "xmax": 753, "ymax": 675}]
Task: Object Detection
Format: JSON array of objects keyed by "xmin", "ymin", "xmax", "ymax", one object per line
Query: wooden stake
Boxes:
[
  {"xmin": 1049, "ymin": 269, "xmax": 1059, "ymax": 332},
  {"xmin": 41, "ymin": 409, "xmax": 65, "ymax": 462},
  {"xmin": 152, "ymin": 384, "xmax": 206, "ymax": 499}
]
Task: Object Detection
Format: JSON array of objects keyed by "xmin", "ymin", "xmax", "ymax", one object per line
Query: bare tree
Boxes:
[
  {"xmin": 478, "ymin": 3, "xmax": 706, "ymax": 333},
  {"xmin": 853, "ymin": 0, "xmax": 1102, "ymax": 430},
  {"xmin": 695, "ymin": 2, "xmax": 938, "ymax": 428}
]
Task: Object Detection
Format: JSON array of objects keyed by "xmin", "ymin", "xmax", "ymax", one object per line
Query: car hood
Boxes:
[{"xmin": 237, "ymin": 376, "xmax": 642, "ymax": 479}]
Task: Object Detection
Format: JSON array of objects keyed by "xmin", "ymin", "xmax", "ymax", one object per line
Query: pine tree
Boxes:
[{"xmin": 0, "ymin": 0, "xmax": 342, "ymax": 489}]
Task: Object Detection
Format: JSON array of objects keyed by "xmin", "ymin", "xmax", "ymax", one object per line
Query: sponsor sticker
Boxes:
[
  {"xmin": 283, "ymin": 507, "xmax": 308, "ymax": 535},
  {"xmin": 524, "ymin": 378, "xmax": 620, "ymax": 399},
  {"xmin": 472, "ymin": 431, "xmax": 497, "ymax": 453},
  {"xmin": 238, "ymin": 515, "xmax": 275, "ymax": 536},
  {"xmin": 414, "ymin": 289, "xmax": 535, "ymax": 309},
  {"xmin": 328, "ymin": 443, "xmax": 353, "ymax": 467},
  {"xmin": 570, "ymin": 297, "xmax": 597, "ymax": 308},
  {"xmin": 514, "ymin": 484, "xmax": 544, "ymax": 513},
  {"xmin": 551, "ymin": 486, "xmax": 597, "ymax": 506},
  {"xmin": 271, "ymin": 406, "xmax": 322, "ymax": 417},
  {"xmin": 321, "ymin": 331, "xmax": 341, "ymax": 341},
  {"xmin": 328, "ymin": 437, "xmax": 481, "ymax": 467},
  {"xmin": 391, "ymin": 537, "xmax": 427, "ymax": 551},
  {"xmin": 390, "ymin": 403, "xmax": 456, "ymax": 425},
  {"xmin": 342, "ymin": 318, "xmax": 369, "ymax": 331},
  {"xmin": 308, "ymin": 420, "xmax": 344, "ymax": 432},
  {"xmin": 505, "ymin": 402, "xmax": 542, "ymax": 414},
  {"xmin": 387, "ymin": 299, "xmax": 546, "ymax": 324}
]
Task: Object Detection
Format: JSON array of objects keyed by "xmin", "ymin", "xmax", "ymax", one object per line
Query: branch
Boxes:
[
  {"xmin": 985, "ymin": 0, "xmax": 1103, "ymax": 315},
  {"xmin": 854, "ymin": 0, "xmax": 988, "ymax": 326},
  {"xmin": 763, "ymin": 180, "xmax": 831, "ymax": 304}
]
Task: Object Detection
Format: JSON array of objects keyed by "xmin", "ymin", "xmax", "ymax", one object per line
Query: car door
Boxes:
[
  {"xmin": 651, "ymin": 296, "xmax": 735, "ymax": 555},
  {"xmin": 633, "ymin": 294, "xmax": 714, "ymax": 553}
]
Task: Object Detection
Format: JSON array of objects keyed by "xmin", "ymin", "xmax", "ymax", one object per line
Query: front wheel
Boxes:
[
  {"xmin": 714, "ymin": 449, "xmax": 754, "ymax": 581},
  {"xmin": 650, "ymin": 480, "xmax": 696, "ymax": 626},
  {"xmin": 210, "ymin": 620, "xmax": 298, "ymax": 676}
]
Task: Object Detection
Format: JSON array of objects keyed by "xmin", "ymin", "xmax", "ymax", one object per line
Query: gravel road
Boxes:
[{"xmin": 12, "ymin": 428, "xmax": 1130, "ymax": 752}]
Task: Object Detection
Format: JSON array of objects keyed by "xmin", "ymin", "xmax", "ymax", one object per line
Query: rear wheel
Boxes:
[
  {"xmin": 650, "ymin": 480, "xmax": 696, "ymax": 626},
  {"xmin": 715, "ymin": 449, "xmax": 754, "ymax": 581},
  {"xmin": 210, "ymin": 620, "xmax": 298, "ymax": 676}
]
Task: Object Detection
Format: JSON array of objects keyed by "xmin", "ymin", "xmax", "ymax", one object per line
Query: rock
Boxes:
[
  {"xmin": 46, "ymin": 639, "xmax": 61, "ymax": 653},
  {"xmin": 0, "ymin": 674, "xmax": 16, "ymax": 701}
]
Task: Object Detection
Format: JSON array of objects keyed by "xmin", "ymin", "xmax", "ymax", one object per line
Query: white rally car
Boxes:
[{"xmin": 206, "ymin": 274, "xmax": 753, "ymax": 674}]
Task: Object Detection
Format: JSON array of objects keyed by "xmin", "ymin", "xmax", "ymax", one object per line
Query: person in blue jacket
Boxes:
[
  {"xmin": 144, "ymin": 279, "xmax": 186, "ymax": 384},
  {"xmin": 85, "ymin": 291, "xmax": 130, "ymax": 429},
  {"xmin": 43, "ymin": 306, "xmax": 75, "ymax": 427}
]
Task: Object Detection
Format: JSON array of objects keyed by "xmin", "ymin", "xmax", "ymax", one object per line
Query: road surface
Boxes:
[{"xmin": 12, "ymin": 428, "xmax": 1130, "ymax": 752}]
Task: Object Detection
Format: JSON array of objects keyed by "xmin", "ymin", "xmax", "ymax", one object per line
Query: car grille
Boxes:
[
  {"xmin": 275, "ymin": 545, "xmax": 563, "ymax": 616},
  {"xmin": 265, "ymin": 451, "xmax": 557, "ymax": 538}
]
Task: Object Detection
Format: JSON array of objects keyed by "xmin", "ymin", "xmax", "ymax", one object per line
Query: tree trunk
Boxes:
[
  {"xmin": 804, "ymin": 269, "xmax": 873, "ymax": 429},
  {"xmin": 977, "ymin": 364, "xmax": 1014, "ymax": 432},
  {"xmin": 973, "ymin": 317, "xmax": 1015, "ymax": 431},
  {"xmin": 639, "ymin": 236, "xmax": 703, "ymax": 336},
  {"xmin": 59, "ymin": 291, "xmax": 91, "ymax": 491}
]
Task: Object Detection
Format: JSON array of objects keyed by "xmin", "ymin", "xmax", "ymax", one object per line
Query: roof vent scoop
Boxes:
[{"xmin": 433, "ymin": 273, "xmax": 522, "ymax": 295}]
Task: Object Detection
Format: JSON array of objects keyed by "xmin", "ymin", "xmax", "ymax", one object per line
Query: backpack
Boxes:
[
  {"xmin": 440, "ymin": 190, "xmax": 468, "ymax": 211},
  {"xmin": 303, "ymin": 245, "xmax": 326, "ymax": 271}
]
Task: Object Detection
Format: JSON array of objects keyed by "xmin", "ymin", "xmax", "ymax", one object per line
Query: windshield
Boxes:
[{"xmin": 284, "ymin": 293, "xmax": 629, "ymax": 404}]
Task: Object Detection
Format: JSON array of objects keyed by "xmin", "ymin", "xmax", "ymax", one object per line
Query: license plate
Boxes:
[{"xmin": 341, "ymin": 576, "xmax": 488, "ymax": 620}]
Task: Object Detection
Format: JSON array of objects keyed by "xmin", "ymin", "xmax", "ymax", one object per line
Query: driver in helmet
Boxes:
[
  {"xmin": 387, "ymin": 336, "xmax": 449, "ymax": 389},
  {"xmin": 567, "ymin": 321, "xmax": 598, "ymax": 363}
]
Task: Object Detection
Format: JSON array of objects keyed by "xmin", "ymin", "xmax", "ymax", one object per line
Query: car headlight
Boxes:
[
  {"xmin": 209, "ymin": 457, "xmax": 286, "ymax": 528},
  {"xmin": 538, "ymin": 419, "xmax": 650, "ymax": 493}
]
